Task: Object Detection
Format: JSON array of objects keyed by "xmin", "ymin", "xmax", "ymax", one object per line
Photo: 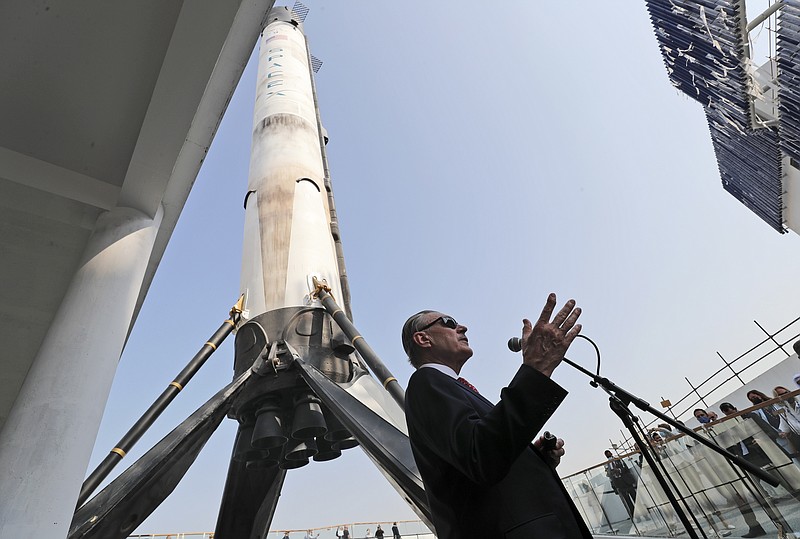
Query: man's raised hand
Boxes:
[{"xmin": 521, "ymin": 293, "xmax": 582, "ymax": 377}]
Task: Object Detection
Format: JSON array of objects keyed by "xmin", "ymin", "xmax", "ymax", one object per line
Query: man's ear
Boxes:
[{"xmin": 412, "ymin": 331, "xmax": 432, "ymax": 350}]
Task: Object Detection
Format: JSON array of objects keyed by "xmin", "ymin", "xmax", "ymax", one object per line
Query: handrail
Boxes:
[{"xmin": 567, "ymin": 387, "xmax": 800, "ymax": 477}]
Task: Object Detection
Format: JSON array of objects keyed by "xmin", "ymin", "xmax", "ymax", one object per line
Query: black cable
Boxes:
[{"xmin": 575, "ymin": 334, "xmax": 602, "ymax": 383}]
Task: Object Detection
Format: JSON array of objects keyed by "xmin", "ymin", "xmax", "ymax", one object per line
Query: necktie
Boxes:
[{"xmin": 457, "ymin": 377, "xmax": 480, "ymax": 394}]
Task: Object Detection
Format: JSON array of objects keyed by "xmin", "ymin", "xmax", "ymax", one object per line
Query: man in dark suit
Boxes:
[
  {"xmin": 403, "ymin": 294, "xmax": 592, "ymax": 539},
  {"xmin": 604, "ymin": 449, "xmax": 637, "ymax": 517}
]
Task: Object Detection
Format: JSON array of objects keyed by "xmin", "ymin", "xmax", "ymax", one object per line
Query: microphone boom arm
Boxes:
[
  {"xmin": 507, "ymin": 336, "xmax": 779, "ymax": 487},
  {"xmin": 561, "ymin": 354, "xmax": 781, "ymax": 487}
]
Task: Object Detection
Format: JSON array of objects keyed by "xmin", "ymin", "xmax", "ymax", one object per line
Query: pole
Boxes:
[
  {"xmin": 716, "ymin": 351, "xmax": 745, "ymax": 385},
  {"xmin": 684, "ymin": 377, "xmax": 709, "ymax": 408},
  {"xmin": 753, "ymin": 319, "xmax": 791, "ymax": 356},
  {"xmin": 746, "ymin": 2, "xmax": 783, "ymax": 32},
  {"xmin": 311, "ymin": 278, "xmax": 405, "ymax": 406},
  {"xmin": 609, "ymin": 396, "xmax": 701, "ymax": 538}
]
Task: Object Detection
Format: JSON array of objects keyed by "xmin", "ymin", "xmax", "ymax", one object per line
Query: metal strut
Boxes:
[
  {"xmin": 311, "ymin": 276, "xmax": 405, "ymax": 406},
  {"xmin": 75, "ymin": 296, "xmax": 244, "ymax": 507},
  {"xmin": 69, "ymin": 359, "xmax": 260, "ymax": 539}
]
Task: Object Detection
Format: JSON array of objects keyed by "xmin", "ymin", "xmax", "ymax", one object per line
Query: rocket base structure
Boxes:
[{"xmin": 68, "ymin": 7, "xmax": 433, "ymax": 539}]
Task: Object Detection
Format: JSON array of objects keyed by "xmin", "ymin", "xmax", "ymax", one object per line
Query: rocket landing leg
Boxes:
[
  {"xmin": 70, "ymin": 307, "xmax": 432, "ymax": 539},
  {"xmin": 214, "ymin": 307, "xmax": 432, "ymax": 537}
]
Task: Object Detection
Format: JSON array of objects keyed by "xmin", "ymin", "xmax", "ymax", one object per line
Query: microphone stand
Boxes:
[{"xmin": 558, "ymin": 355, "xmax": 781, "ymax": 539}]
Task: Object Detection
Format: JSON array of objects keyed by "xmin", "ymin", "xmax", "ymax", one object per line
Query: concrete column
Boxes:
[{"xmin": 0, "ymin": 205, "xmax": 163, "ymax": 539}]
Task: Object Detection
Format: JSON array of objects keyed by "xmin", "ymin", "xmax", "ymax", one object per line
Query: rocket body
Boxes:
[
  {"xmin": 67, "ymin": 10, "xmax": 431, "ymax": 539},
  {"xmin": 219, "ymin": 8, "xmax": 432, "ymax": 534},
  {"xmin": 240, "ymin": 14, "xmax": 342, "ymax": 319}
]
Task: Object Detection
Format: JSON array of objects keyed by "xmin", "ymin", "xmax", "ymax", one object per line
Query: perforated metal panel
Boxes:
[
  {"xmin": 777, "ymin": 0, "xmax": 800, "ymax": 163},
  {"xmin": 642, "ymin": 0, "xmax": 788, "ymax": 233},
  {"xmin": 644, "ymin": 0, "xmax": 751, "ymax": 129},
  {"xmin": 310, "ymin": 54, "xmax": 323, "ymax": 73},
  {"xmin": 706, "ymin": 108, "xmax": 786, "ymax": 232},
  {"xmin": 291, "ymin": 1, "xmax": 309, "ymax": 22}
]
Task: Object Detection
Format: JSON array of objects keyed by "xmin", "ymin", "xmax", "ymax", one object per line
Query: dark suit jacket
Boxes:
[{"xmin": 405, "ymin": 365, "xmax": 592, "ymax": 539}]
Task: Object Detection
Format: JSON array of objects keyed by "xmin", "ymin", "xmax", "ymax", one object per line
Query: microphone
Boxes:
[
  {"xmin": 541, "ymin": 431, "xmax": 558, "ymax": 451},
  {"xmin": 507, "ymin": 337, "xmax": 522, "ymax": 352}
]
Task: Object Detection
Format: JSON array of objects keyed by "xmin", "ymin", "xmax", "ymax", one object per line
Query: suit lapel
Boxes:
[{"xmin": 454, "ymin": 378, "xmax": 495, "ymax": 408}]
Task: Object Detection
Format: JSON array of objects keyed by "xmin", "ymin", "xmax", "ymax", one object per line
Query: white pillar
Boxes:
[{"xmin": 0, "ymin": 205, "xmax": 163, "ymax": 539}]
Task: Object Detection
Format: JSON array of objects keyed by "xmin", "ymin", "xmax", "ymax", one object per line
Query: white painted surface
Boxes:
[
  {"xmin": 346, "ymin": 375, "xmax": 408, "ymax": 434},
  {"xmin": 783, "ymin": 159, "xmax": 800, "ymax": 235},
  {"xmin": 0, "ymin": 206, "xmax": 162, "ymax": 539},
  {"xmin": 240, "ymin": 14, "xmax": 342, "ymax": 318}
]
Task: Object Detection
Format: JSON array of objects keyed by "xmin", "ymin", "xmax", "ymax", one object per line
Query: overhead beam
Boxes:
[
  {"xmin": 747, "ymin": 1, "xmax": 784, "ymax": 32},
  {"xmin": 117, "ymin": 0, "xmax": 271, "ymax": 218},
  {"xmin": 126, "ymin": 0, "xmax": 275, "ymax": 331},
  {"xmin": 0, "ymin": 147, "xmax": 118, "ymax": 210}
]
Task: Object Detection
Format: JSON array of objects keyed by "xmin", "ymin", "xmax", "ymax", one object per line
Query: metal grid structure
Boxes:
[
  {"xmin": 706, "ymin": 108, "xmax": 785, "ymax": 232},
  {"xmin": 644, "ymin": 314, "xmax": 800, "ymax": 437},
  {"xmin": 644, "ymin": 0, "xmax": 751, "ymax": 127},
  {"xmin": 642, "ymin": 0, "xmax": 791, "ymax": 233},
  {"xmin": 777, "ymin": 0, "xmax": 800, "ymax": 163},
  {"xmin": 290, "ymin": 1, "xmax": 309, "ymax": 22},
  {"xmin": 310, "ymin": 54, "xmax": 323, "ymax": 73}
]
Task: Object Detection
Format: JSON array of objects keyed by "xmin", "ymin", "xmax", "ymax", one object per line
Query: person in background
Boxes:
[
  {"xmin": 694, "ymin": 409, "xmax": 712, "ymax": 424},
  {"xmin": 657, "ymin": 422, "xmax": 692, "ymax": 452},
  {"xmin": 746, "ymin": 389, "xmax": 797, "ymax": 459},
  {"xmin": 773, "ymin": 386, "xmax": 800, "ymax": 425},
  {"xmin": 731, "ymin": 398, "xmax": 800, "ymax": 497},
  {"xmin": 604, "ymin": 449, "xmax": 637, "ymax": 518},
  {"xmin": 719, "ymin": 402, "xmax": 771, "ymax": 467},
  {"xmin": 303, "ymin": 530, "xmax": 317, "ymax": 539},
  {"xmin": 374, "ymin": 525, "xmax": 384, "ymax": 539},
  {"xmin": 716, "ymin": 402, "xmax": 774, "ymax": 537},
  {"xmin": 391, "ymin": 522, "xmax": 400, "ymax": 539},
  {"xmin": 630, "ymin": 442, "xmax": 644, "ymax": 468},
  {"xmin": 772, "ymin": 386, "xmax": 800, "ymax": 463},
  {"xmin": 719, "ymin": 403, "xmax": 736, "ymax": 417},
  {"xmin": 656, "ymin": 423, "xmax": 674, "ymax": 439},
  {"xmin": 649, "ymin": 431, "xmax": 669, "ymax": 459}
]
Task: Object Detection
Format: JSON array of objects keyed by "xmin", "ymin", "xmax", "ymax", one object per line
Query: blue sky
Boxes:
[{"xmin": 88, "ymin": 1, "xmax": 800, "ymax": 534}]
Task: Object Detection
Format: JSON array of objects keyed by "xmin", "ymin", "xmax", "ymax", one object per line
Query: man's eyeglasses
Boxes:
[{"xmin": 417, "ymin": 316, "xmax": 458, "ymax": 332}]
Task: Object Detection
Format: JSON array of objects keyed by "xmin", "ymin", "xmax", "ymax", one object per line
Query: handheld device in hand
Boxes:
[{"xmin": 542, "ymin": 431, "xmax": 557, "ymax": 451}]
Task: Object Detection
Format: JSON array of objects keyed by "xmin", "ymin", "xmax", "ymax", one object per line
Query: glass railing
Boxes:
[
  {"xmin": 132, "ymin": 395, "xmax": 800, "ymax": 538},
  {"xmin": 129, "ymin": 519, "xmax": 434, "ymax": 539},
  {"xmin": 563, "ymin": 394, "xmax": 800, "ymax": 537},
  {"xmin": 130, "ymin": 534, "xmax": 215, "ymax": 539}
]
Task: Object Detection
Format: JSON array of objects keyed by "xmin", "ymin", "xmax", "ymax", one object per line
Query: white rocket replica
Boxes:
[{"xmin": 69, "ymin": 6, "xmax": 431, "ymax": 539}]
